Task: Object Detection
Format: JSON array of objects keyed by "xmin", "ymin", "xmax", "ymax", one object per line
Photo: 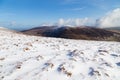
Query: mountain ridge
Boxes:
[
  {"xmin": 22, "ymin": 26, "xmax": 120, "ymax": 41},
  {"xmin": 103, "ymin": 27, "xmax": 120, "ymax": 33}
]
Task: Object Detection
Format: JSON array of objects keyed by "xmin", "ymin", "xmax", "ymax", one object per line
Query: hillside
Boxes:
[
  {"xmin": 103, "ymin": 27, "xmax": 120, "ymax": 33},
  {"xmin": 22, "ymin": 26, "xmax": 120, "ymax": 41},
  {"xmin": 0, "ymin": 28, "xmax": 120, "ymax": 80}
]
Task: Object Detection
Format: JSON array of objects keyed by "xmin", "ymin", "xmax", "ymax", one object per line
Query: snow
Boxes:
[{"xmin": 0, "ymin": 29, "xmax": 120, "ymax": 80}]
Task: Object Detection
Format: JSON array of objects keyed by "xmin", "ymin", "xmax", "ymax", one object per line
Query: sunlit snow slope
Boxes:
[{"xmin": 0, "ymin": 28, "xmax": 120, "ymax": 80}]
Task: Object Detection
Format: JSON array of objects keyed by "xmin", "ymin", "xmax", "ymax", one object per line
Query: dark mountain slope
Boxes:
[
  {"xmin": 103, "ymin": 27, "xmax": 120, "ymax": 33},
  {"xmin": 22, "ymin": 26, "xmax": 120, "ymax": 41},
  {"xmin": 22, "ymin": 26, "xmax": 56, "ymax": 36}
]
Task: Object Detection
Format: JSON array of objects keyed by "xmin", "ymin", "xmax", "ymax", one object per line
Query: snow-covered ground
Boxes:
[{"xmin": 0, "ymin": 28, "xmax": 120, "ymax": 80}]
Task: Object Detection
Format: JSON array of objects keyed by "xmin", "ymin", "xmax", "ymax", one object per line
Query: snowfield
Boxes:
[{"xmin": 0, "ymin": 28, "xmax": 120, "ymax": 80}]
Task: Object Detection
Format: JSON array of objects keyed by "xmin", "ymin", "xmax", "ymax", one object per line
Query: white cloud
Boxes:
[
  {"xmin": 57, "ymin": 18, "xmax": 95, "ymax": 27},
  {"xmin": 41, "ymin": 8, "xmax": 120, "ymax": 28},
  {"xmin": 71, "ymin": 7, "xmax": 85, "ymax": 11},
  {"xmin": 96, "ymin": 8, "xmax": 120, "ymax": 28},
  {"xmin": 41, "ymin": 23, "xmax": 54, "ymax": 26},
  {"xmin": 58, "ymin": 18, "xmax": 65, "ymax": 26}
]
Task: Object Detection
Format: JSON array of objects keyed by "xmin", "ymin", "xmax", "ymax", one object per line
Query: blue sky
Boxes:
[{"xmin": 0, "ymin": 0, "xmax": 120, "ymax": 29}]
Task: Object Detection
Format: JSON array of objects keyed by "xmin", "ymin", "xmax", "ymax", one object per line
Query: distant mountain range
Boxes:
[{"xmin": 22, "ymin": 26, "xmax": 120, "ymax": 41}]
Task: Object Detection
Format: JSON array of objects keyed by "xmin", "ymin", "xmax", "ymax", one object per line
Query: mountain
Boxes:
[
  {"xmin": 103, "ymin": 27, "xmax": 120, "ymax": 33},
  {"xmin": 22, "ymin": 26, "xmax": 57, "ymax": 36},
  {"xmin": 0, "ymin": 28, "xmax": 120, "ymax": 80},
  {"xmin": 22, "ymin": 26, "xmax": 120, "ymax": 41}
]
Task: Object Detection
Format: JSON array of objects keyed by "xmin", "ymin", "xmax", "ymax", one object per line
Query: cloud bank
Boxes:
[
  {"xmin": 57, "ymin": 18, "xmax": 95, "ymax": 27},
  {"xmin": 96, "ymin": 8, "xmax": 120, "ymax": 28},
  {"xmin": 41, "ymin": 8, "xmax": 120, "ymax": 28}
]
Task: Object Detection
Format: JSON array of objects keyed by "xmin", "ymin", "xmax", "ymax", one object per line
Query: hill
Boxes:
[
  {"xmin": 103, "ymin": 27, "xmax": 120, "ymax": 33},
  {"xmin": 22, "ymin": 26, "xmax": 120, "ymax": 41}
]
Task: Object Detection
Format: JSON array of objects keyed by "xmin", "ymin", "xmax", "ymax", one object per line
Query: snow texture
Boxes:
[{"xmin": 0, "ymin": 28, "xmax": 120, "ymax": 80}]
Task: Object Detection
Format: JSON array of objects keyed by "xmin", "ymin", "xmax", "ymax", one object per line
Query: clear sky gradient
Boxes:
[{"xmin": 0, "ymin": 0, "xmax": 120, "ymax": 29}]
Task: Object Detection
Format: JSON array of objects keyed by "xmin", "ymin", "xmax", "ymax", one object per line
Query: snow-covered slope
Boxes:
[
  {"xmin": 0, "ymin": 27, "xmax": 20, "ymax": 33},
  {"xmin": 0, "ymin": 29, "xmax": 120, "ymax": 80}
]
